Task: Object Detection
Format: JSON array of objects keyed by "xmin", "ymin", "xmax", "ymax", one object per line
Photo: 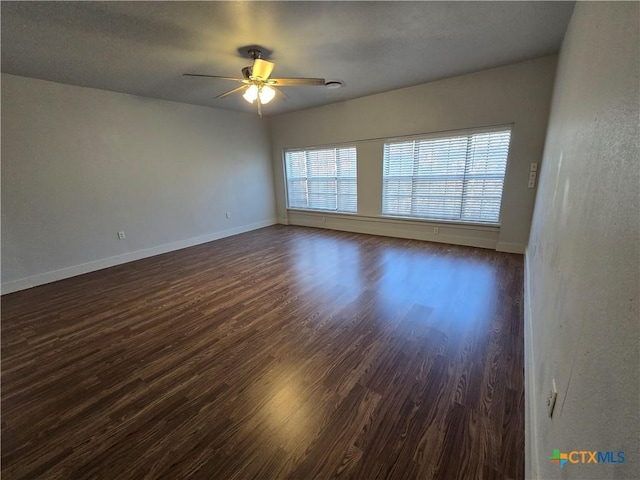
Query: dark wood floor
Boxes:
[{"xmin": 1, "ymin": 225, "xmax": 524, "ymax": 480}]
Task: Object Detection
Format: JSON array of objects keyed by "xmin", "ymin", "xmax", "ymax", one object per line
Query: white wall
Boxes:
[
  {"xmin": 268, "ymin": 55, "xmax": 558, "ymax": 252},
  {"xmin": 1, "ymin": 74, "xmax": 276, "ymax": 294},
  {"xmin": 526, "ymin": 3, "xmax": 639, "ymax": 479}
]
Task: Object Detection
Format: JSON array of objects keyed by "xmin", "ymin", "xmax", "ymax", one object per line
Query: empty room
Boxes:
[{"xmin": 1, "ymin": 2, "xmax": 638, "ymax": 479}]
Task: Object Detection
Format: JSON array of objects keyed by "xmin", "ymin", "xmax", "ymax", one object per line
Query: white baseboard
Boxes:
[
  {"xmin": 1, "ymin": 278, "xmax": 34, "ymax": 295},
  {"xmin": 496, "ymin": 241, "xmax": 526, "ymax": 254},
  {"xmin": 524, "ymin": 248, "xmax": 539, "ymax": 480},
  {"xmin": 287, "ymin": 211, "xmax": 500, "ymax": 250},
  {"xmin": 1, "ymin": 218, "xmax": 277, "ymax": 295}
]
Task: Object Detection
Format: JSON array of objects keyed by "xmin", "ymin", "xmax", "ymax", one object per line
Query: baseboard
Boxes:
[
  {"xmin": 1, "ymin": 218, "xmax": 277, "ymax": 295},
  {"xmin": 287, "ymin": 211, "xmax": 500, "ymax": 250},
  {"xmin": 524, "ymin": 248, "xmax": 539, "ymax": 480},
  {"xmin": 1, "ymin": 278, "xmax": 34, "ymax": 295},
  {"xmin": 496, "ymin": 241, "xmax": 526, "ymax": 254}
]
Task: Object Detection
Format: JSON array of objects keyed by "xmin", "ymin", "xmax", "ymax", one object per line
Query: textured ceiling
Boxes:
[{"xmin": 1, "ymin": 1, "xmax": 575, "ymax": 116}]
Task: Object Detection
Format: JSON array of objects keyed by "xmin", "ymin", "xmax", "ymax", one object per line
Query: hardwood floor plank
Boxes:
[{"xmin": 1, "ymin": 225, "xmax": 524, "ymax": 479}]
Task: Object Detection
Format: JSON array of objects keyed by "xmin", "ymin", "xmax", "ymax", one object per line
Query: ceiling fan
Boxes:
[{"xmin": 184, "ymin": 48, "xmax": 327, "ymax": 116}]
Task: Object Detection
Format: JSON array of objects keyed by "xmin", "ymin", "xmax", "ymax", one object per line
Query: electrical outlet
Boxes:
[
  {"xmin": 528, "ymin": 171, "xmax": 537, "ymax": 188},
  {"xmin": 547, "ymin": 378, "xmax": 558, "ymax": 418},
  {"xmin": 226, "ymin": 212, "xmax": 231, "ymax": 219},
  {"xmin": 433, "ymin": 227, "xmax": 439, "ymax": 235},
  {"xmin": 117, "ymin": 231, "xmax": 126, "ymax": 240}
]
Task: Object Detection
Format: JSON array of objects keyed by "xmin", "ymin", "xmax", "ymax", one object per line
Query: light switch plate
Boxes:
[{"xmin": 528, "ymin": 171, "xmax": 537, "ymax": 188}]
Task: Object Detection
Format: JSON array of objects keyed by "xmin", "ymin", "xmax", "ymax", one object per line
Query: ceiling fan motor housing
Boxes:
[
  {"xmin": 251, "ymin": 59, "xmax": 275, "ymax": 81},
  {"xmin": 183, "ymin": 45, "xmax": 326, "ymax": 116}
]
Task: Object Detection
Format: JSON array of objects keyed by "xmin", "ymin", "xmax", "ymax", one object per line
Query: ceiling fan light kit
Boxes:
[
  {"xmin": 242, "ymin": 84, "xmax": 276, "ymax": 105},
  {"xmin": 184, "ymin": 48, "xmax": 329, "ymax": 116},
  {"xmin": 259, "ymin": 85, "xmax": 276, "ymax": 104},
  {"xmin": 242, "ymin": 84, "xmax": 258, "ymax": 103}
]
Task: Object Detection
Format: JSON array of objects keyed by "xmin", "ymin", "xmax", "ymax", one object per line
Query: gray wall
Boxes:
[
  {"xmin": 1, "ymin": 74, "xmax": 276, "ymax": 294},
  {"xmin": 269, "ymin": 56, "xmax": 558, "ymax": 253},
  {"xmin": 526, "ymin": 2, "xmax": 639, "ymax": 479}
]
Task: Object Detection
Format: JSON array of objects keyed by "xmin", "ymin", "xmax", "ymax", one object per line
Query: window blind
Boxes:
[
  {"xmin": 285, "ymin": 146, "xmax": 357, "ymax": 213},
  {"xmin": 382, "ymin": 129, "xmax": 511, "ymax": 224}
]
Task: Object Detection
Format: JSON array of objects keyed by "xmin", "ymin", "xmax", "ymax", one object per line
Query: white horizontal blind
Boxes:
[
  {"xmin": 285, "ymin": 146, "xmax": 357, "ymax": 213},
  {"xmin": 382, "ymin": 129, "xmax": 511, "ymax": 224}
]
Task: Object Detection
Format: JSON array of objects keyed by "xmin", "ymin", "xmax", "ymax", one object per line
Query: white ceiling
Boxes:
[{"xmin": 1, "ymin": 1, "xmax": 575, "ymax": 116}]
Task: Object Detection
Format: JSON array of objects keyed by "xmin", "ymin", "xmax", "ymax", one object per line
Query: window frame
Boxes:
[
  {"xmin": 283, "ymin": 144, "xmax": 358, "ymax": 214},
  {"xmin": 381, "ymin": 125, "xmax": 513, "ymax": 226}
]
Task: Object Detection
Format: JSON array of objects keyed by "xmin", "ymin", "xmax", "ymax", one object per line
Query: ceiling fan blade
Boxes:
[
  {"xmin": 268, "ymin": 78, "xmax": 326, "ymax": 86},
  {"xmin": 215, "ymin": 85, "xmax": 248, "ymax": 99},
  {"xmin": 183, "ymin": 74, "xmax": 248, "ymax": 83},
  {"xmin": 251, "ymin": 58, "xmax": 275, "ymax": 80},
  {"xmin": 273, "ymin": 86, "xmax": 288, "ymax": 100}
]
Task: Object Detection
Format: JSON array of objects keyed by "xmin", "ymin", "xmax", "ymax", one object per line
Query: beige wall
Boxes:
[
  {"xmin": 1, "ymin": 74, "xmax": 276, "ymax": 294},
  {"xmin": 268, "ymin": 55, "xmax": 558, "ymax": 252},
  {"xmin": 526, "ymin": 2, "xmax": 639, "ymax": 479}
]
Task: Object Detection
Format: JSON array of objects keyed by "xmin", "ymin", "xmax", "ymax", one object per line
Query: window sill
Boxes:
[
  {"xmin": 286, "ymin": 208, "xmax": 358, "ymax": 216},
  {"xmin": 379, "ymin": 214, "xmax": 500, "ymax": 229},
  {"xmin": 286, "ymin": 209, "xmax": 500, "ymax": 232}
]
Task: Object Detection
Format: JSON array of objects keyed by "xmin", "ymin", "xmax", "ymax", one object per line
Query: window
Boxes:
[
  {"xmin": 285, "ymin": 146, "xmax": 357, "ymax": 213},
  {"xmin": 382, "ymin": 128, "xmax": 511, "ymax": 224}
]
